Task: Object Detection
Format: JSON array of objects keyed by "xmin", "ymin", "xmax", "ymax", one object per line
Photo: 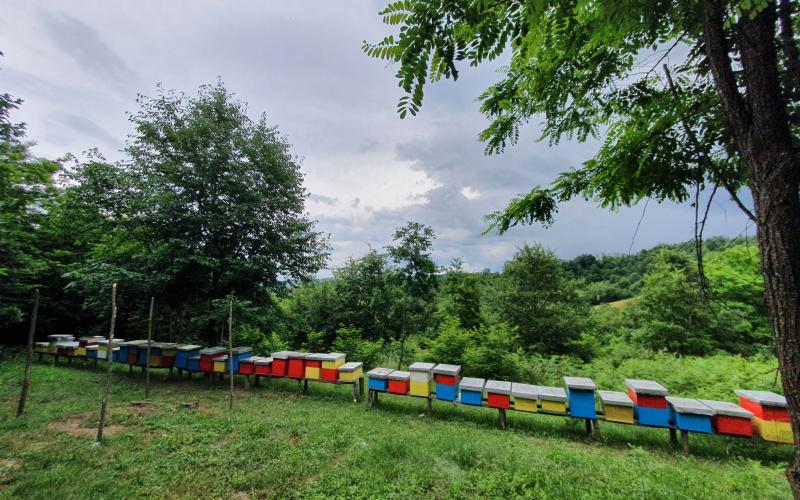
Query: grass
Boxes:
[{"xmin": 0, "ymin": 355, "xmax": 793, "ymax": 499}]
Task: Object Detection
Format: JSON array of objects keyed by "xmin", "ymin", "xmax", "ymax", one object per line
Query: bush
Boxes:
[{"xmin": 332, "ymin": 325, "xmax": 385, "ymax": 368}]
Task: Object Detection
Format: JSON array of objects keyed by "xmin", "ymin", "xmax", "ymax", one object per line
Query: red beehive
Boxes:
[
  {"xmin": 486, "ymin": 380, "xmax": 512, "ymax": 409},
  {"xmin": 238, "ymin": 357, "xmax": 257, "ymax": 375},
  {"xmin": 736, "ymin": 391, "xmax": 790, "ymax": 422},
  {"xmin": 701, "ymin": 399, "xmax": 754, "ymax": 437},
  {"xmin": 287, "ymin": 352, "xmax": 307, "ymax": 379},
  {"xmin": 626, "ymin": 387, "xmax": 667, "ymax": 408},
  {"xmin": 254, "ymin": 357, "xmax": 272, "ymax": 376},
  {"xmin": 271, "ymin": 351, "xmax": 291, "ymax": 377},
  {"xmin": 388, "ymin": 371, "xmax": 410, "ymax": 395},
  {"xmin": 199, "ymin": 347, "xmax": 226, "ymax": 372},
  {"xmin": 435, "ymin": 374, "xmax": 460, "ymax": 386}
]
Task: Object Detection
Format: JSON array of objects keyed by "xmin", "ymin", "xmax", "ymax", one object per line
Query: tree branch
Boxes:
[{"xmin": 779, "ymin": 0, "xmax": 800, "ymax": 102}]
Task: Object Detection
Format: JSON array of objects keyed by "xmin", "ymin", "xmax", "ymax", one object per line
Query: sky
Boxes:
[{"xmin": 1, "ymin": 1, "xmax": 754, "ymax": 274}]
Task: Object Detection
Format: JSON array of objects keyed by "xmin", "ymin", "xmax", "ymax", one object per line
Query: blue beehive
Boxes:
[
  {"xmin": 187, "ymin": 355, "xmax": 201, "ymax": 372},
  {"xmin": 459, "ymin": 377, "xmax": 485, "ymax": 406},
  {"xmin": 175, "ymin": 345, "xmax": 203, "ymax": 370},
  {"xmin": 667, "ymin": 397, "xmax": 714, "ymax": 433},
  {"xmin": 433, "ymin": 364, "xmax": 461, "ymax": 402},
  {"xmin": 625, "ymin": 379, "xmax": 670, "ymax": 427},
  {"xmin": 224, "ymin": 347, "xmax": 253, "ymax": 373},
  {"xmin": 367, "ymin": 367, "xmax": 393, "ymax": 391},
  {"xmin": 564, "ymin": 376, "xmax": 598, "ymax": 419}
]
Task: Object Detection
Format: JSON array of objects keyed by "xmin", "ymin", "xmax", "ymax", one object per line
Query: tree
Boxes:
[
  {"xmin": 494, "ymin": 244, "xmax": 588, "ymax": 354},
  {"xmin": 437, "ymin": 258, "xmax": 482, "ymax": 330},
  {"xmin": 366, "ymin": 1, "xmax": 800, "ymax": 490},
  {"xmin": 65, "ymin": 82, "xmax": 328, "ymax": 344},
  {"xmin": 386, "ymin": 222, "xmax": 438, "ymax": 366}
]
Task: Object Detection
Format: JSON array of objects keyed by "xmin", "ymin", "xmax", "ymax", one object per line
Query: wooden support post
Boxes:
[
  {"xmin": 426, "ymin": 395, "xmax": 432, "ymax": 416},
  {"xmin": 302, "ymin": 379, "xmax": 308, "ymax": 394},
  {"xmin": 17, "ymin": 289, "xmax": 39, "ymax": 417},
  {"xmin": 96, "ymin": 283, "xmax": 117, "ymax": 445},
  {"xmin": 244, "ymin": 374, "xmax": 250, "ymax": 389},
  {"xmin": 352, "ymin": 381, "xmax": 358, "ymax": 402},
  {"xmin": 680, "ymin": 430, "xmax": 690, "ymax": 454},
  {"xmin": 591, "ymin": 419, "xmax": 601, "ymax": 437},
  {"xmin": 669, "ymin": 427, "xmax": 679, "ymax": 448},
  {"xmin": 359, "ymin": 377, "xmax": 364, "ymax": 398},
  {"xmin": 145, "ymin": 296, "xmax": 154, "ymax": 400},
  {"xmin": 254, "ymin": 375, "xmax": 260, "ymax": 387},
  {"xmin": 585, "ymin": 419, "xmax": 592, "ymax": 435},
  {"xmin": 498, "ymin": 408, "xmax": 508, "ymax": 430}
]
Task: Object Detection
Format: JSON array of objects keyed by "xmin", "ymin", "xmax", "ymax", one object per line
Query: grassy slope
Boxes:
[{"xmin": 0, "ymin": 357, "xmax": 793, "ymax": 499}]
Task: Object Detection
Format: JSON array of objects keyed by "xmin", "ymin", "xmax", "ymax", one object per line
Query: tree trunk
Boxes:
[
  {"xmin": 17, "ymin": 289, "xmax": 39, "ymax": 417},
  {"xmin": 703, "ymin": 2, "xmax": 800, "ymax": 494},
  {"xmin": 145, "ymin": 296, "xmax": 154, "ymax": 400},
  {"xmin": 96, "ymin": 283, "xmax": 118, "ymax": 444}
]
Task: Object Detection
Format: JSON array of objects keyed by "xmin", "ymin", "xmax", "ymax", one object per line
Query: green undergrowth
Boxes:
[{"xmin": 0, "ymin": 357, "xmax": 792, "ymax": 499}]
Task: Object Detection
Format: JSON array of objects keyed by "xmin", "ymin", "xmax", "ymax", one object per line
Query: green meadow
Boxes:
[{"xmin": 0, "ymin": 356, "xmax": 792, "ymax": 499}]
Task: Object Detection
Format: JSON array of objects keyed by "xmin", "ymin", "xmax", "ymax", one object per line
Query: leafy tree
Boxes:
[
  {"xmin": 65, "ymin": 83, "xmax": 328, "ymax": 343},
  {"xmin": 386, "ymin": 222, "xmax": 438, "ymax": 366},
  {"xmin": 493, "ymin": 244, "xmax": 588, "ymax": 354},
  {"xmin": 366, "ymin": 2, "xmax": 800, "ymax": 487},
  {"xmin": 331, "ymin": 325, "xmax": 385, "ymax": 368},
  {"xmin": 436, "ymin": 258, "xmax": 482, "ymax": 329},
  {"xmin": 0, "ymin": 83, "xmax": 59, "ymax": 333}
]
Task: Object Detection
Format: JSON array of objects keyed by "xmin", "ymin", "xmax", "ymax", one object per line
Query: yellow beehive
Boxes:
[
  {"xmin": 512, "ymin": 384, "xmax": 538, "ymax": 413},
  {"xmin": 515, "ymin": 398, "xmax": 538, "ymax": 413},
  {"xmin": 338, "ymin": 362, "xmax": 363, "ymax": 382},
  {"xmin": 213, "ymin": 359, "xmax": 227, "ymax": 373},
  {"xmin": 539, "ymin": 386, "xmax": 568, "ymax": 414},
  {"xmin": 541, "ymin": 400, "xmax": 566, "ymax": 414},
  {"xmin": 76, "ymin": 347, "xmax": 86, "ymax": 357},
  {"xmin": 150, "ymin": 355, "xmax": 162, "ymax": 367},
  {"xmin": 305, "ymin": 366, "xmax": 321, "ymax": 379},
  {"xmin": 409, "ymin": 362, "xmax": 435, "ymax": 397},
  {"xmin": 322, "ymin": 353, "xmax": 345, "ymax": 369},
  {"xmin": 598, "ymin": 390, "xmax": 635, "ymax": 424},
  {"xmin": 48, "ymin": 346, "xmax": 58, "ymax": 354},
  {"xmin": 410, "ymin": 381, "xmax": 432, "ymax": 397},
  {"xmin": 753, "ymin": 417, "xmax": 793, "ymax": 444}
]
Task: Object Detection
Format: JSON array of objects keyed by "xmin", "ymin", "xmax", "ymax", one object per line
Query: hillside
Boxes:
[{"xmin": 0, "ymin": 358, "xmax": 791, "ymax": 499}]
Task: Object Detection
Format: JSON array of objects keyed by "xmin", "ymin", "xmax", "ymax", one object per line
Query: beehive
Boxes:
[
  {"xmin": 287, "ymin": 352, "xmax": 308, "ymax": 379},
  {"xmin": 735, "ymin": 390, "xmax": 792, "ymax": 443},
  {"xmin": 225, "ymin": 347, "xmax": 253, "ymax": 373},
  {"xmin": 271, "ymin": 351, "xmax": 291, "ymax": 377},
  {"xmin": 321, "ymin": 353, "xmax": 346, "ymax": 382},
  {"xmin": 34, "ymin": 342, "xmax": 49, "ymax": 354},
  {"xmin": 77, "ymin": 336, "xmax": 103, "ymax": 357},
  {"xmin": 121, "ymin": 340, "xmax": 149, "ymax": 365},
  {"xmin": 57, "ymin": 341, "xmax": 79, "ymax": 357},
  {"xmin": 175, "ymin": 345, "xmax": 203, "ymax": 370},
  {"xmin": 254, "ymin": 357, "xmax": 273, "ymax": 376},
  {"xmin": 187, "ymin": 355, "xmax": 201, "ymax": 372},
  {"xmin": 511, "ymin": 383, "xmax": 539, "ymax": 413},
  {"xmin": 199, "ymin": 347, "xmax": 227, "ymax": 372},
  {"xmin": 539, "ymin": 386, "xmax": 568, "ymax": 414},
  {"xmin": 85, "ymin": 345, "xmax": 99, "ymax": 359},
  {"xmin": 459, "ymin": 377, "xmax": 486, "ymax": 406},
  {"xmin": 433, "ymin": 364, "xmax": 461, "ymax": 401},
  {"xmin": 368, "ymin": 367, "xmax": 393, "ymax": 391},
  {"xmin": 238, "ymin": 356, "xmax": 260, "ymax": 375},
  {"xmin": 409, "ymin": 362, "xmax": 435, "ymax": 397},
  {"xmin": 159, "ymin": 343, "xmax": 179, "ymax": 367},
  {"xmin": 598, "ymin": 390, "xmax": 634, "ymax": 424},
  {"xmin": 48, "ymin": 335, "xmax": 74, "ymax": 354},
  {"xmin": 388, "ymin": 371, "xmax": 411, "ymax": 395},
  {"xmin": 564, "ymin": 376, "xmax": 598, "ymax": 419},
  {"xmin": 304, "ymin": 353, "xmax": 326, "ymax": 379},
  {"xmin": 485, "ymin": 380, "xmax": 512, "ymax": 409},
  {"xmin": 699, "ymin": 399, "xmax": 754, "ymax": 437},
  {"xmin": 213, "ymin": 355, "xmax": 228, "ymax": 373},
  {"xmin": 667, "ymin": 397, "xmax": 714, "ymax": 433},
  {"xmin": 338, "ymin": 361, "xmax": 363, "ymax": 382},
  {"xmin": 625, "ymin": 379, "xmax": 669, "ymax": 427}
]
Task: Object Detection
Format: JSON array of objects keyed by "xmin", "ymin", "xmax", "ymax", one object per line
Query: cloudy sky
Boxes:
[{"xmin": 1, "ymin": 1, "xmax": 753, "ymax": 273}]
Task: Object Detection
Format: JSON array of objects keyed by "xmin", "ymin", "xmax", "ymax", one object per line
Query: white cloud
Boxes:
[{"xmin": 460, "ymin": 186, "xmax": 481, "ymax": 200}]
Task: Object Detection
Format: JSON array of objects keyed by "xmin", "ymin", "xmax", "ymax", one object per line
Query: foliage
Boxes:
[
  {"xmin": 436, "ymin": 258, "xmax": 482, "ymax": 329},
  {"xmin": 331, "ymin": 325, "xmax": 385, "ymax": 368}
]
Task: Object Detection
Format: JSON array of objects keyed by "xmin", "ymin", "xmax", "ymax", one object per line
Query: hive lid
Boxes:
[
  {"xmin": 230, "ymin": 347, "xmax": 252, "ymax": 355},
  {"xmin": 323, "ymin": 352, "xmax": 346, "ymax": 361},
  {"xmin": 305, "ymin": 353, "xmax": 329, "ymax": 361},
  {"xmin": 699, "ymin": 399, "xmax": 754, "ymax": 419},
  {"xmin": 57, "ymin": 341, "xmax": 79, "ymax": 348},
  {"xmin": 598, "ymin": 390, "xmax": 634, "ymax": 407},
  {"xmin": 564, "ymin": 376, "xmax": 597, "ymax": 391},
  {"xmin": 86, "ymin": 345, "xmax": 99, "ymax": 351},
  {"xmin": 388, "ymin": 370, "xmax": 410, "ymax": 380},
  {"xmin": 339, "ymin": 361, "xmax": 363, "ymax": 372},
  {"xmin": 409, "ymin": 362, "xmax": 436, "ymax": 372},
  {"xmin": 485, "ymin": 380, "xmax": 512, "ymax": 395},
  {"xmin": 121, "ymin": 339, "xmax": 150, "ymax": 346},
  {"xmin": 215, "ymin": 355, "xmax": 229, "ymax": 361},
  {"xmin": 239, "ymin": 357, "xmax": 259, "ymax": 364},
  {"xmin": 287, "ymin": 352, "xmax": 308, "ymax": 359},
  {"xmin": 271, "ymin": 351, "xmax": 292, "ymax": 359},
  {"xmin": 538, "ymin": 386, "xmax": 567, "ymax": 402},
  {"xmin": 460, "ymin": 377, "xmax": 486, "ymax": 392},
  {"xmin": 98, "ymin": 338, "xmax": 125, "ymax": 346},
  {"xmin": 48, "ymin": 334, "xmax": 74, "ymax": 341},
  {"xmin": 254, "ymin": 357, "xmax": 273, "ymax": 365},
  {"xmin": 189, "ymin": 355, "xmax": 201, "ymax": 360},
  {"xmin": 367, "ymin": 367, "xmax": 394, "ymax": 379},
  {"xmin": 734, "ymin": 389, "xmax": 787, "ymax": 408},
  {"xmin": 624, "ymin": 379, "xmax": 668, "ymax": 396},
  {"xmin": 433, "ymin": 364, "xmax": 461, "ymax": 376},
  {"xmin": 511, "ymin": 383, "xmax": 539, "ymax": 399},
  {"xmin": 156, "ymin": 342, "xmax": 179, "ymax": 349},
  {"xmin": 199, "ymin": 346, "xmax": 227, "ymax": 355},
  {"xmin": 177, "ymin": 344, "xmax": 203, "ymax": 351},
  {"xmin": 666, "ymin": 397, "xmax": 714, "ymax": 416}
]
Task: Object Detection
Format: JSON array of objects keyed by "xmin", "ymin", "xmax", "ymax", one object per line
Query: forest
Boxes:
[{"xmin": 1, "ymin": 78, "xmax": 773, "ymax": 389}]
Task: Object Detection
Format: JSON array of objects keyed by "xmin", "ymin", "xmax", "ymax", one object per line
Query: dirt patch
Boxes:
[
  {"xmin": 129, "ymin": 401, "xmax": 158, "ymax": 416},
  {"xmin": 231, "ymin": 492, "xmax": 252, "ymax": 500},
  {"xmin": 48, "ymin": 415, "xmax": 125, "ymax": 438},
  {"xmin": 0, "ymin": 458, "xmax": 21, "ymax": 482},
  {"xmin": 287, "ymin": 434, "xmax": 301, "ymax": 445}
]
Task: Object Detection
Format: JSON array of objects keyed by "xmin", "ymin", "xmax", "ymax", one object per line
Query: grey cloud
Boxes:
[
  {"xmin": 46, "ymin": 112, "xmax": 122, "ymax": 151},
  {"xmin": 309, "ymin": 193, "xmax": 338, "ymax": 205}
]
